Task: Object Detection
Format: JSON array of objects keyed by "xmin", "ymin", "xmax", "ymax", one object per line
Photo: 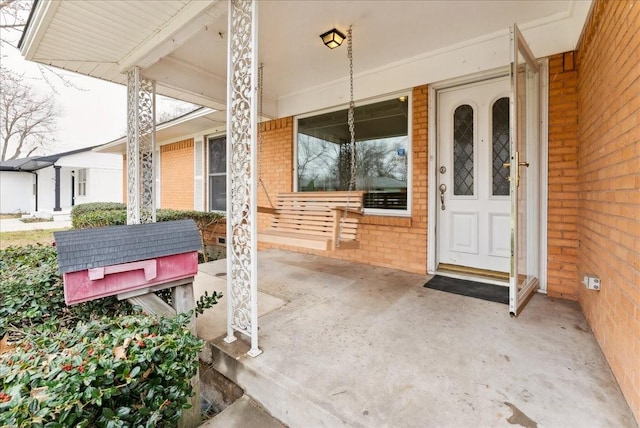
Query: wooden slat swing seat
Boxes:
[
  {"xmin": 258, "ymin": 191, "xmax": 365, "ymax": 251},
  {"xmin": 257, "ymin": 27, "xmax": 363, "ymax": 252}
]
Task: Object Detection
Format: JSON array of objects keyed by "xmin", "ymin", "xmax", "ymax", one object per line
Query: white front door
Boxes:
[{"xmin": 437, "ymin": 76, "xmax": 511, "ymax": 274}]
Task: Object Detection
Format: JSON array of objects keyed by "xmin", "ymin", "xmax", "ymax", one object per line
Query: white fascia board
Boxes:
[
  {"xmin": 94, "ymin": 138, "xmax": 127, "ymax": 154},
  {"xmin": 157, "ymin": 107, "xmax": 218, "ymax": 130},
  {"xmin": 118, "ymin": 0, "xmax": 222, "ymax": 73},
  {"xmin": 20, "ymin": 0, "xmax": 61, "ymax": 60}
]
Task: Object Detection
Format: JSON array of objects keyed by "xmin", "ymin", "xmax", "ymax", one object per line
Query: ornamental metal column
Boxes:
[
  {"xmin": 224, "ymin": 0, "xmax": 261, "ymax": 357},
  {"xmin": 126, "ymin": 66, "xmax": 156, "ymax": 225}
]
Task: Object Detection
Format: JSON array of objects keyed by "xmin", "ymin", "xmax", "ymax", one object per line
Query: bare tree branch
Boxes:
[
  {"xmin": 0, "ymin": 0, "xmax": 28, "ymax": 48},
  {"xmin": 1, "ymin": 66, "xmax": 58, "ymax": 161},
  {"xmin": 1, "ymin": 0, "xmax": 87, "ymax": 92}
]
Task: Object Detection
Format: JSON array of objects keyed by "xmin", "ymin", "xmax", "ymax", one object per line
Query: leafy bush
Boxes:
[
  {"xmin": 0, "ymin": 313, "xmax": 202, "ymax": 427},
  {"xmin": 19, "ymin": 217, "xmax": 52, "ymax": 223},
  {"xmin": 71, "ymin": 203, "xmax": 127, "ymax": 228},
  {"xmin": 156, "ymin": 209, "xmax": 224, "ymax": 227},
  {"xmin": 71, "ymin": 204, "xmax": 225, "ymax": 262},
  {"xmin": 0, "ymin": 244, "xmax": 207, "ymax": 426},
  {"xmin": 0, "ymin": 245, "xmax": 132, "ymax": 340},
  {"xmin": 72, "ymin": 209, "xmax": 128, "ymax": 229},
  {"xmin": 71, "ymin": 202, "xmax": 126, "ymax": 216},
  {"xmin": 71, "ymin": 204, "xmax": 224, "ymax": 232}
]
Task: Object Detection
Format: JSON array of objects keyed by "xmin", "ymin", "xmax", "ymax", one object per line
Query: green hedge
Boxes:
[
  {"xmin": 71, "ymin": 204, "xmax": 224, "ymax": 230},
  {"xmin": 71, "ymin": 202, "xmax": 126, "ymax": 216}
]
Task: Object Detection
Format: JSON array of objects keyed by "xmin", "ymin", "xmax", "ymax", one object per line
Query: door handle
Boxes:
[
  {"xmin": 439, "ymin": 184, "xmax": 447, "ymax": 210},
  {"xmin": 502, "ymin": 161, "xmax": 529, "ymax": 168},
  {"xmin": 505, "ymin": 152, "xmax": 530, "ymax": 187}
]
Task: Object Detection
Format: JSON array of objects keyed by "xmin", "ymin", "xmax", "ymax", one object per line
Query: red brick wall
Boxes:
[
  {"xmin": 257, "ymin": 118, "xmax": 294, "ymax": 207},
  {"xmin": 258, "ymin": 86, "xmax": 429, "ymax": 274},
  {"xmin": 160, "ymin": 139, "xmax": 194, "ymax": 210},
  {"xmin": 547, "ymin": 52, "xmax": 580, "ymax": 300},
  {"xmin": 576, "ymin": 0, "xmax": 640, "ymax": 421}
]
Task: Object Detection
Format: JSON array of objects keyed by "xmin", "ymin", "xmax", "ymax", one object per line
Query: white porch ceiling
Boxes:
[{"xmin": 21, "ymin": 0, "xmax": 592, "ymax": 117}]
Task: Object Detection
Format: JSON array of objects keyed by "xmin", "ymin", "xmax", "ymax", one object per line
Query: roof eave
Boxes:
[{"xmin": 19, "ymin": 0, "xmax": 60, "ymax": 60}]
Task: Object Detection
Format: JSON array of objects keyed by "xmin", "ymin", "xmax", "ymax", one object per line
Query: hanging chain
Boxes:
[
  {"xmin": 257, "ymin": 63, "xmax": 275, "ymax": 208},
  {"xmin": 347, "ymin": 25, "xmax": 357, "ymax": 192},
  {"xmin": 337, "ymin": 25, "xmax": 356, "ymax": 248}
]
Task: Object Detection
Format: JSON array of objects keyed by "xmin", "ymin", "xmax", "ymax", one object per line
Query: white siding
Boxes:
[
  {"xmin": 0, "ymin": 172, "xmax": 35, "ymax": 214},
  {"xmin": 79, "ymin": 168, "xmax": 123, "ymax": 205},
  {"xmin": 36, "ymin": 167, "xmax": 56, "ymax": 211}
]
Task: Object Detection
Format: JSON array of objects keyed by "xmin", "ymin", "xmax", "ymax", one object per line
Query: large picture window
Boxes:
[
  {"xmin": 208, "ymin": 136, "xmax": 226, "ymax": 211},
  {"xmin": 296, "ymin": 97, "xmax": 410, "ymax": 212}
]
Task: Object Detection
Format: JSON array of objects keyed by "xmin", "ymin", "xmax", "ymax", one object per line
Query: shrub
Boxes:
[
  {"xmin": 71, "ymin": 204, "xmax": 225, "ymax": 262},
  {"xmin": 71, "ymin": 202, "xmax": 126, "ymax": 216},
  {"xmin": 71, "ymin": 203, "xmax": 127, "ymax": 228},
  {"xmin": 0, "ymin": 245, "xmax": 208, "ymax": 426},
  {"xmin": 0, "ymin": 245, "xmax": 132, "ymax": 340},
  {"xmin": 71, "ymin": 204, "xmax": 224, "ymax": 233},
  {"xmin": 72, "ymin": 209, "xmax": 128, "ymax": 229},
  {"xmin": 0, "ymin": 313, "xmax": 202, "ymax": 427}
]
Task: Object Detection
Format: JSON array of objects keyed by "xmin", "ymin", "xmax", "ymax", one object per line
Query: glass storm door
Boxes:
[
  {"xmin": 437, "ymin": 76, "xmax": 511, "ymax": 274},
  {"xmin": 509, "ymin": 24, "xmax": 540, "ymax": 316}
]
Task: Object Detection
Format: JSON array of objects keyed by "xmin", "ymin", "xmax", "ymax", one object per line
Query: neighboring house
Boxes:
[
  {"xmin": 0, "ymin": 147, "xmax": 123, "ymax": 216},
  {"xmin": 18, "ymin": 0, "xmax": 640, "ymax": 421}
]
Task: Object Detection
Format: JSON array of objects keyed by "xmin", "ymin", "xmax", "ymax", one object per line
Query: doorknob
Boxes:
[{"xmin": 439, "ymin": 184, "xmax": 447, "ymax": 210}]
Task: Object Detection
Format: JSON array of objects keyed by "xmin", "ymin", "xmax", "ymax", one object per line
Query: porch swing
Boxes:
[{"xmin": 258, "ymin": 26, "xmax": 365, "ymax": 251}]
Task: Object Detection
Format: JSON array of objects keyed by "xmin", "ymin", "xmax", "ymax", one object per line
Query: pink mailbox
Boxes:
[{"xmin": 54, "ymin": 220, "xmax": 201, "ymax": 305}]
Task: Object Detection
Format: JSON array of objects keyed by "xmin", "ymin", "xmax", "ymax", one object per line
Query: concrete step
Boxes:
[
  {"xmin": 199, "ymin": 395, "xmax": 285, "ymax": 428},
  {"xmin": 202, "ymin": 336, "xmax": 350, "ymax": 428}
]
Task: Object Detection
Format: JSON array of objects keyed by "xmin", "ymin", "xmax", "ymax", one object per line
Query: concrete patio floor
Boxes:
[{"xmin": 194, "ymin": 249, "xmax": 637, "ymax": 428}]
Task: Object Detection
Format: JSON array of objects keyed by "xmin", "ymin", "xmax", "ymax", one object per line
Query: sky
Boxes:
[
  {"xmin": 2, "ymin": 41, "xmax": 129, "ymax": 154},
  {"xmin": 1, "ymin": 8, "xmax": 194, "ymax": 157}
]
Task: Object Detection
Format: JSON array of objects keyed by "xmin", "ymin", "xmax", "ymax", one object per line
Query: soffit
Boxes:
[{"xmin": 22, "ymin": 1, "xmax": 592, "ymax": 115}]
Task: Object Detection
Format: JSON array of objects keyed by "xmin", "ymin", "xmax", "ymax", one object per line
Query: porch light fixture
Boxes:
[{"xmin": 320, "ymin": 28, "xmax": 346, "ymax": 49}]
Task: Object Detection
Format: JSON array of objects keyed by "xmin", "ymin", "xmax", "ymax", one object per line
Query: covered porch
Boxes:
[
  {"xmin": 194, "ymin": 250, "xmax": 636, "ymax": 427},
  {"xmin": 18, "ymin": 0, "xmax": 640, "ymax": 423}
]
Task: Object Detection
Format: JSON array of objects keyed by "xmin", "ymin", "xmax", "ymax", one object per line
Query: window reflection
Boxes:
[{"xmin": 297, "ymin": 98, "xmax": 409, "ymax": 210}]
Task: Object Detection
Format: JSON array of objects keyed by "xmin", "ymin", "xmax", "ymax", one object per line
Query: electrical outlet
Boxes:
[{"xmin": 583, "ymin": 274, "xmax": 600, "ymax": 291}]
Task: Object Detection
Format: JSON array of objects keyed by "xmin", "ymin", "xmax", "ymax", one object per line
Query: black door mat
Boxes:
[{"xmin": 424, "ymin": 275, "xmax": 509, "ymax": 304}]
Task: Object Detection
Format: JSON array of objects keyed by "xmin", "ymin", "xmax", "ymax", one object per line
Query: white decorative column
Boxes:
[
  {"xmin": 126, "ymin": 66, "xmax": 156, "ymax": 225},
  {"xmin": 224, "ymin": 0, "xmax": 261, "ymax": 357}
]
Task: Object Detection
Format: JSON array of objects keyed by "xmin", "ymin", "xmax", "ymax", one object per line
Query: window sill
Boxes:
[{"xmin": 360, "ymin": 215, "xmax": 412, "ymax": 227}]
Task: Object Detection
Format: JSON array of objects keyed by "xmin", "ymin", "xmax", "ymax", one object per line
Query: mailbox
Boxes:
[{"xmin": 55, "ymin": 220, "xmax": 201, "ymax": 305}]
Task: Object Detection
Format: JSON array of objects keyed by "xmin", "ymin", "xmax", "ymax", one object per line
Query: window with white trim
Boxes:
[
  {"xmin": 77, "ymin": 168, "xmax": 87, "ymax": 196},
  {"xmin": 208, "ymin": 136, "xmax": 226, "ymax": 211},
  {"xmin": 296, "ymin": 96, "xmax": 410, "ymax": 213}
]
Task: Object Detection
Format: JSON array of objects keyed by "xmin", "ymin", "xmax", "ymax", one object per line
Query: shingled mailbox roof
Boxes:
[{"xmin": 54, "ymin": 220, "xmax": 202, "ymax": 274}]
